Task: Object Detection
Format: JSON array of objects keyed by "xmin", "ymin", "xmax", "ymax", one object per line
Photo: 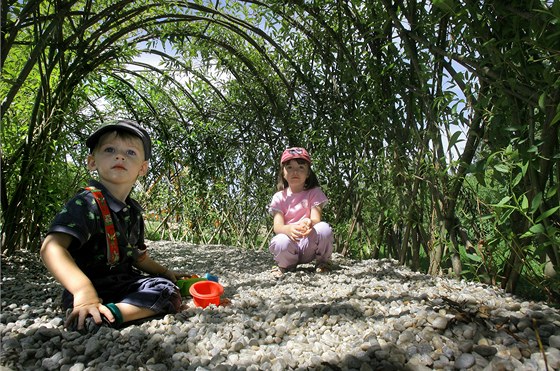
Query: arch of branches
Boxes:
[{"xmin": 2, "ymin": 0, "xmax": 560, "ymax": 300}]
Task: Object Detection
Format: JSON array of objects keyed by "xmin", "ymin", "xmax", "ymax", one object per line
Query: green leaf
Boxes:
[
  {"xmin": 494, "ymin": 164, "xmax": 510, "ymax": 173},
  {"xmin": 538, "ymin": 93, "xmax": 546, "ymax": 111},
  {"xmin": 530, "ymin": 224, "xmax": 546, "ymax": 234},
  {"xmin": 432, "ymin": 0, "xmax": 455, "ymax": 12},
  {"xmin": 448, "ymin": 131, "xmax": 464, "ymax": 150},
  {"xmin": 466, "ymin": 253, "xmax": 482, "ymax": 262},
  {"xmin": 527, "ymin": 145, "xmax": 538, "ymax": 153},
  {"xmin": 522, "ymin": 194, "xmax": 529, "ymax": 211},
  {"xmin": 520, "ymin": 161, "xmax": 529, "ymax": 177},
  {"xmin": 531, "ymin": 192, "xmax": 542, "ymax": 213},
  {"xmin": 551, "ymin": 105, "xmax": 560, "ymax": 126},
  {"xmin": 547, "ymin": 185, "xmax": 558, "ymax": 199},
  {"xmin": 536, "ymin": 206, "xmax": 560, "ymax": 223},
  {"xmin": 512, "ymin": 172, "xmax": 523, "ymax": 187},
  {"xmin": 496, "ymin": 196, "xmax": 512, "ymax": 206},
  {"xmin": 521, "ymin": 231, "xmax": 534, "ymax": 239}
]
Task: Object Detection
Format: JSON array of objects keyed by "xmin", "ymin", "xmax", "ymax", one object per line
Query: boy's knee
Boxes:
[
  {"xmin": 159, "ymin": 280, "xmax": 182, "ymax": 313},
  {"xmin": 168, "ymin": 289, "xmax": 182, "ymax": 313}
]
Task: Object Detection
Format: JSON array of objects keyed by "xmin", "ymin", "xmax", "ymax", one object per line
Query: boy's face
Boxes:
[{"xmin": 87, "ymin": 132, "xmax": 148, "ymax": 186}]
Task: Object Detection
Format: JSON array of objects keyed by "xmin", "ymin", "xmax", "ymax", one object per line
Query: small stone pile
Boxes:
[{"xmin": 2, "ymin": 241, "xmax": 560, "ymax": 370}]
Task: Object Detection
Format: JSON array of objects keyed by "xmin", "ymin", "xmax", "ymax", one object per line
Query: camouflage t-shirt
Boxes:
[{"xmin": 47, "ymin": 180, "xmax": 147, "ymax": 279}]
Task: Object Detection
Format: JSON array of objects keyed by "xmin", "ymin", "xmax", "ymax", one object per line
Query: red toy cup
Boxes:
[{"xmin": 189, "ymin": 280, "xmax": 224, "ymax": 308}]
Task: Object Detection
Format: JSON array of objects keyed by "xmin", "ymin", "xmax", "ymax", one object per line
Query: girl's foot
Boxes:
[
  {"xmin": 315, "ymin": 262, "xmax": 331, "ymax": 273},
  {"xmin": 271, "ymin": 266, "xmax": 293, "ymax": 278},
  {"xmin": 271, "ymin": 267, "xmax": 283, "ymax": 278}
]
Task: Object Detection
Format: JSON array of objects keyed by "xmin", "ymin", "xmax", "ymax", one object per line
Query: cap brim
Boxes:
[{"xmin": 86, "ymin": 122, "xmax": 151, "ymax": 160}]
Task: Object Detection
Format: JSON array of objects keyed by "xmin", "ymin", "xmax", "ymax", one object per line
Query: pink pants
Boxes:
[{"xmin": 269, "ymin": 221, "xmax": 333, "ymax": 269}]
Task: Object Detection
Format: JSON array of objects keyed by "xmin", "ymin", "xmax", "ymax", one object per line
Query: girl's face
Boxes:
[{"xmin": 282, "ymin": 159, "xmax": 310, "ymax": 191}]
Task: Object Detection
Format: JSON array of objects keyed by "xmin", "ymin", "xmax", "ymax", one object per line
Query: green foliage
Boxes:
[{"xmin": 2, "ymin": 0, "xmax": 560, "ymax": 302}]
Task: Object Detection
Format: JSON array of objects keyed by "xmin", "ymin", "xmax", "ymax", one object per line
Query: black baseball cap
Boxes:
[{"xmin": 86, "ymin": 120, "xmax": 152, "ymax": 160}]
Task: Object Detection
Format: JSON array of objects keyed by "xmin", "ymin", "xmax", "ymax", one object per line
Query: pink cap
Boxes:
[{"xmin": 281, "ymin": 147, "xmax": 311, "ymax": 164}]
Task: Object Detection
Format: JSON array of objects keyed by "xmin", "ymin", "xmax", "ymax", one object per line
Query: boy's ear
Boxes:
[
  {"xmin": 87, "ymin": 154, "xmax": 97, "ymax": 171},
  {"xmin": 138, "ymin": 160, "xmax": 149, "ymax": 176}
]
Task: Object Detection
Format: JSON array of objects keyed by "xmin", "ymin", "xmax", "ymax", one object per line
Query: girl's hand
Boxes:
[
  {"xmin": 298, "ymin": 218, "xmax": 313, "ymax": 237},
  {"xmin": 287, "ymin": 223, "xmax": 311, "ymax": 241},
  {"xmin": 284, "ymin": 224, "xmax": 300, "ymax": 241},
  {"xmin": 301, "ymin": 218, "xmax": 312, "ymax": 227}
]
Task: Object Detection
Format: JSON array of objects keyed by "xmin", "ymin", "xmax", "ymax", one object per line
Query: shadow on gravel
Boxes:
[{"xmin": 3, "ymin": 243, "xmax": 559, "ymax": 371}]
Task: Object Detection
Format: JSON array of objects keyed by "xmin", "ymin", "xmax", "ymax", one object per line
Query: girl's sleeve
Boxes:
[
  {"xmin": 311, "ymin": 188, "xmax": 329, "ymax": 209},
  {"xmin": 268, "ymin": 192, "xmax": 284, "ymax": 216}
]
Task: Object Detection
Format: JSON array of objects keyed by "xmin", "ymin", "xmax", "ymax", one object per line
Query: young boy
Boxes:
[{"xmin": 41, "ymin": 120, "xmax": 182, "ymax": 333}]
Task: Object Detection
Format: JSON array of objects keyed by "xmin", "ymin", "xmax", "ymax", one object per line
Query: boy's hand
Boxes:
[
  {"xmin": 134, "ymin": 255, "xmax": 187, "ymax": 284},
  {"xmin": 66, "ymin": 287, "xmax": 115, "ymax": 331},
  {"xmin": 160, "ymin": 268, "xmax": 191, "ymax": 283}
]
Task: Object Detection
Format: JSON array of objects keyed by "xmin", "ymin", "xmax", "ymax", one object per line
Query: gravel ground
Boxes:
[{"xmin": 2, "ymin": 241, "xmax": 560, "ymax": 371}]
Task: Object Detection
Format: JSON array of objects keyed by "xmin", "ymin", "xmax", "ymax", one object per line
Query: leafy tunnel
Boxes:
[{"xmin": 2, "ymin": 0, "xmax": 560, "ymax": 300}]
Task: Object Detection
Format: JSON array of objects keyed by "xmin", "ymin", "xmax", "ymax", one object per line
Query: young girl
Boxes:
[{"xmin": 268, "ymin": 147, "xmax": 334, "ymax": 277}]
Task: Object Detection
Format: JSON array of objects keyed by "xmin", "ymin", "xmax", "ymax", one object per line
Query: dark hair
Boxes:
[{"xmin": 276, "ymin": 158, "xmax": 320, "ymax": 191}]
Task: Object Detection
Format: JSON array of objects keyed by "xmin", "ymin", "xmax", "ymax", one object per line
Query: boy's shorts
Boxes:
[{"xmin": 62, "ymin": 272, "xmax": 181, "ymax": 314}]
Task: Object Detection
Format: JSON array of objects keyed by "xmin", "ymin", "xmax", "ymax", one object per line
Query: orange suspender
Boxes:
[{"xmin": 85, "ymin": 186, "xmax": 120, "ymax": 266}]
